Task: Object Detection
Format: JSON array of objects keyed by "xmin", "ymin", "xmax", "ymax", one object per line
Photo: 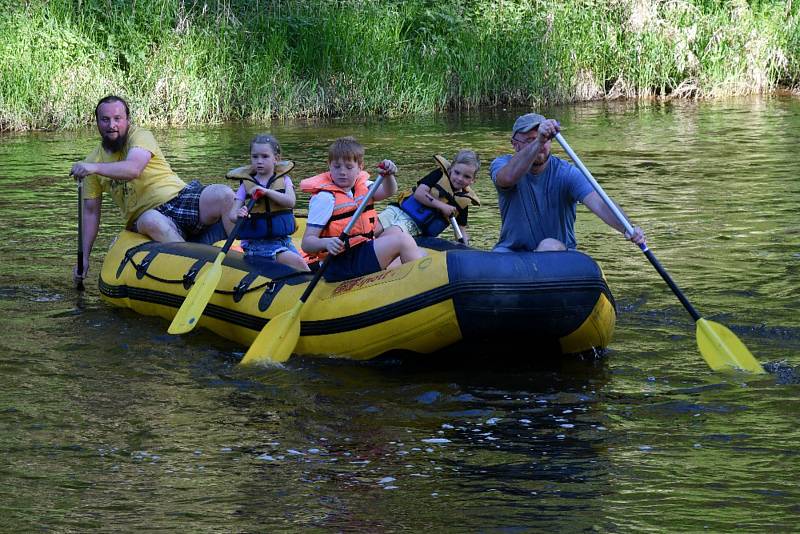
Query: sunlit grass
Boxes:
[{"xmin": 1, "ymin": 0, "xmax": 797, "ymax": 131}]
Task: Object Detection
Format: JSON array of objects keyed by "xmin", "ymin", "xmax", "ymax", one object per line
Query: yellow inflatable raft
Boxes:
[{"xmin": 99, "ymin": 230, "xmax": 616, "ymax": 361}]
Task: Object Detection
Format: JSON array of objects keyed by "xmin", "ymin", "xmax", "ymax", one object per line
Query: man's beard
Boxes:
[{"xmin": 101, "ymin": 130, "xmax": 128, "ymax": 152}]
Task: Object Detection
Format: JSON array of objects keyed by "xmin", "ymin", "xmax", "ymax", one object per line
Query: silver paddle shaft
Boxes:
[
  {"xmin": 342, "ymin": 173, "xmax": 384, "ymax": 236},
  {"xmin": 449, "ymin": 215, "xmax": 464, "ymax": 242},
  {"xmin": 554, "ymin": 133, "xmax": 635, "ymax": 238}
]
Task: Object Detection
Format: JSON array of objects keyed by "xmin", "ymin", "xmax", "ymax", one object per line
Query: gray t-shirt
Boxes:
[{"xmin": 490, "ymin": 154, "xmax": 593, "ymax": 251}]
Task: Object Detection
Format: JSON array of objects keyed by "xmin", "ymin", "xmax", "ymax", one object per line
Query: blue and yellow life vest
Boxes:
[{"xmin": 398, "ymin": 155, "xmax": 480, "ymax": 236}]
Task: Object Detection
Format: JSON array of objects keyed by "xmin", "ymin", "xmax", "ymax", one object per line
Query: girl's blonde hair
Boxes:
[{"xmin": 450, "ymin": 149, "xmax": 480, "ymax": 175}]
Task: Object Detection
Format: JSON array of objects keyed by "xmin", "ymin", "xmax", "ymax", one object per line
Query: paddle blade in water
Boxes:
[
  {"xmin": 240, "ymin": 301, "xmax": 302, "ymax": 366},
  {"xmin": 696, "ymin": 318, "xmax": 765, "ymax": 374},
  {"xmin": 167, "ymin": 252, "xmax": 224, "ymax": 335}
]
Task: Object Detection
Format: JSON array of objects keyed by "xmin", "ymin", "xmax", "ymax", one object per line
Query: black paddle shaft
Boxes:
[
  {"xmin": 641, "ymin": 247, "xmax": 702, "ymax": 322},
  {"xmin": 218, "ymin": 191, "xmax": 262, "ymax": 255},
  {"xmin": 298, "ymin": 173, "xmax": 386, "ymax": 304},
  {"xmin": 554, "ymin": 133, "xmax": 703, "ymax": 323},
  {"xmin": 76, "ymin": 178, "xmax": 85, "ymax": 291}
]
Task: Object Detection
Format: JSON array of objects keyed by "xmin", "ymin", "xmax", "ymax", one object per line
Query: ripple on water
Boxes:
[
  {"xmin": 0, "ymin": 285, "xmax": 63, "ymax": 302},
  {"xmin": 2, "ymin": 100, "xmax": 800, "ymax": 532}
]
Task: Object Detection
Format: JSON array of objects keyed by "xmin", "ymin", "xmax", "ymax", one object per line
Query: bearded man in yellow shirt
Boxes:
[{"xmin": 70, "ymin": 95, "xmax": 235, "ymax": 284}]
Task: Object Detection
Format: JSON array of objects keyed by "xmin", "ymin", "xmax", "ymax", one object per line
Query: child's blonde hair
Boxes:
[
  {"xmin": 450, "ymin": 149, "xmax": 480, "ymax": 175},
  {"xmin": 328, "ymin": 136, "xmax": 364, "ymax": 165},
  {"xmin": 251, "ymin": 133, "xmax": 281, "ymax": 157}
]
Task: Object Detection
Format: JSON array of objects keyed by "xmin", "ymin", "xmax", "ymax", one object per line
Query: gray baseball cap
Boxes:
[{"xmin": 512, "ymin": 113, "xmax": 546, "ymax": 135}]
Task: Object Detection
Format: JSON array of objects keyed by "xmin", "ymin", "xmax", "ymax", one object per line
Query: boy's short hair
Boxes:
[{"xmin": 328, "ymin": 136, "xmax": 364, "ymax": 165}]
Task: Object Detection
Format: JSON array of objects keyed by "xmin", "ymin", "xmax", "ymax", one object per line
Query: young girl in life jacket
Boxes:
[
  {"xmin": 376, "ymin": 150, "xmax": 480, "ymax": 246},
  {"xmin": 300, "ymin": 136, "xmax": 426, "ymax": 283},
  {"xmin": 230, "ymin": 134, "xmax": 309, "ymax": 272}
]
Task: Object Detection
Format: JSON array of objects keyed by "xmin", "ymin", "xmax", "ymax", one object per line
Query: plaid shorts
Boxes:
[{"xmin": 155, "ymin": 180, "xmax": 206, "ymax": 237}]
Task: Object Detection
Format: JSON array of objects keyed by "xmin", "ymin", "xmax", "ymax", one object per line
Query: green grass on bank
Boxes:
[{"xmin": 1, "ymin": 0, "xmax": 798, "ymax": 131}]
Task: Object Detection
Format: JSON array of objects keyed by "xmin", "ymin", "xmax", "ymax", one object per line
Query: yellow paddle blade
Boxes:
[
  {"xmin": 696, "ymin": 318, "xmax": 765, "ymax": 374},
  {"xmin": 239, "ymin": 300, "xmax": 303, "ymax": 366},
  {"xmin": 167, "ymin": 252, "xmax": 225, "ymax": 335}
]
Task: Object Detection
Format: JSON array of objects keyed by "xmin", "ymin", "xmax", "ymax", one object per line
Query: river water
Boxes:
[{"xmin": 1, "ymin": 97, "xmax": 798, "ymax": 531}]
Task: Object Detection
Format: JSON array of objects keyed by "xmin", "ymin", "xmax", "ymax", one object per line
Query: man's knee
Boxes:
[
  {"xmin": 199, "ymin": 184, "xmax": 235, "ymax": 223},
  {"xmin": 203, "ymin": 184, "xmax": 234, "ymax": 205},
  {"xmin": 135, "ymin": 211, "xmax": 159, "ymax": 233}
]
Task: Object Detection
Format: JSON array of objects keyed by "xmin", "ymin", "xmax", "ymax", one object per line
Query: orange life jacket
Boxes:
[{"xmin": 300, "ymin": 171, "xmax": 376, "ymax": 263}]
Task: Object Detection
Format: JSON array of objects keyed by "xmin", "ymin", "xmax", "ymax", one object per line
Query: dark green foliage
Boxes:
[{"xmin": 1, "ymin": 0, "xmax": 797, "ymax": 130}]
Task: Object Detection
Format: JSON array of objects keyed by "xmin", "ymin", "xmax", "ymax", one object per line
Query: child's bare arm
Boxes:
[
  {"xmin": 413, "ymin": 184, "xmax": 457, "ymax": 217},
  {"xmin": 259, "ymin": 178, "xmax": 297, "ymax": 208},
  {"xmin": 302, "ymin": 225, "xmax": 344, "ymax": 256},
  {"xmin": 374, "ymin": 159, "xmax": 398, "ymax": 201}
]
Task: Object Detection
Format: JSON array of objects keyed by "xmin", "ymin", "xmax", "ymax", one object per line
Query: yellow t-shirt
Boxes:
[{"xmin": 83, "ymin": 126, "xmax": 187, "ymax": 226}]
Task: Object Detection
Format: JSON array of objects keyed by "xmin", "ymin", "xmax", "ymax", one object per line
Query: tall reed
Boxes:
[{"xmin": 1, "ymin": 0, "xmax": 797, "ymax": 131}]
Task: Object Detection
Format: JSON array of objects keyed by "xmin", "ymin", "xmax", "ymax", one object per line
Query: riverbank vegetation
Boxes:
[{"xmin": 1, "ymin": 0, "xmax": 797, "ymax": 130}]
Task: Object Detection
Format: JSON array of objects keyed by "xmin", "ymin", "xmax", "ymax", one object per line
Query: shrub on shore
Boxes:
[{"xmin": 1, "ymin": 0, "xmax": 797, "ymax": 131}]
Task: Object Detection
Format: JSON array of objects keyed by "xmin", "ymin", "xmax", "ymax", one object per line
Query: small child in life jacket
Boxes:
[
  {"xmin": 376, "ymin": 150, "xmax": 480, "ymax": 246},
  {"xmin": 300, "ymin": 136, "xmax": 425, "ymax": 283},
  {"xmin": 227, "ymin": 134, "xmax": 309, "ymax": 272}
]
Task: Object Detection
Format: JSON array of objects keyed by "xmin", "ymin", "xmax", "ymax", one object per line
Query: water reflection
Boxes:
[
  {"xmin": 218, "ymin": 355, "xmax": 613, "ymax": 530},
  {"xmin": 1, "ymin": 97, "xmax": 799, "ymax": 531}
]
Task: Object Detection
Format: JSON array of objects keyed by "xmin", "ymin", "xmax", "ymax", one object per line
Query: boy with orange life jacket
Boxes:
[
  {"xmin": 300, "ymin": 136, "xmax": 425, "ymax": 282},
  {"xmin": 227, "ymin": 134, "xmax": 309, "ymax": 272},
  {"xmin": 377, "ymin": 150, "xmax": 481, "ymax": 246}
]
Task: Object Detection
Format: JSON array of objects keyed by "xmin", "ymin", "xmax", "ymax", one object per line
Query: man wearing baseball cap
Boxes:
[{"xmin": 490, "ymin": 112, "xmax": 644, "ymax": 252}]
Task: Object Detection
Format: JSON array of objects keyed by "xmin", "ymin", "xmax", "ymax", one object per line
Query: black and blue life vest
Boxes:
[{"xmin": 397, "ymin": 156, "xmax": 480, "ymax": 237}]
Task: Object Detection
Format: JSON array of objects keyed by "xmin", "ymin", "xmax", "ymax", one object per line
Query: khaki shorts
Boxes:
[{"xmin": 378, "ymin": 205, "xmax": 421, "ymax": 236}]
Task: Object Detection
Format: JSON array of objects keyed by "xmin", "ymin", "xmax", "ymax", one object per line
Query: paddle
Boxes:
[
  {"xmin": 76, "ymin": 176, "xmax": 85, "ymax": 291},
  {"xmin": 433, "ymin": 155, "xmax": 466, "ymax": 244},
  {"xmin": 449, "ymin": 215, "xmax": 465, "ymax": 244},
  {"xmin": 554, "ymin": 133, "xmax": 764, "ymax": 374},
  {"xmin": 168, "ymin": 161, "xmax": 296, "ymax": 334},
  {"xmin": 239, "ymin": 169, "xmax": 387, "ymax": 366},
  {"xmin": 167, "ymin": 189, "xmax": 266, "ymax": 334}
]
